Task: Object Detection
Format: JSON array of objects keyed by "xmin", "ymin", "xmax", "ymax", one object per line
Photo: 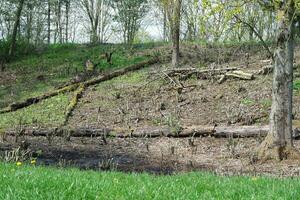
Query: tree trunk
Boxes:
[
  {"xmin": 8, "ymin": 0, "xmax": 25, "ymax": 57},
  {"xmin": 170, "ymin": 0, "xmax": 181, "ymax": 68},
  {"xmin": 26, "ymin": 3, "xmax": 33, "ymax": 45},
  {"xmin": 65, "ymin": 0, "xmax": 70, "ymax": 43},
  {"xmin": 47, "ymin": 0, "xmax": 51, "ymax": 44},
  {"xmin": 258, "ymin": 0, "xmax": 300, "ymax": 161},
  {"xmin": 99, "ymin": 0, "xmax": 104, "ymax": 43},
  {"xmin": 59, "ymin": 0, "xmax": 63, "ymax": 43},
  {"xmin": 163, "ymin": 9, "xmax": 167, "ymax": 42}
]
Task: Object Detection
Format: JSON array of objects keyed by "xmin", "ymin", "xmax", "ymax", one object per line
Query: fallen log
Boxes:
[
  {"xmin": 225, "ymin": 70, "xmax": 254, "ymax": 80},
  {"xmin": 6, "ymin": 125, "xmax": 300, "ymax": 139},
  {"xmin": 64, "ymin": 84, "xmax": 86, "ymax": 125},
  {"xmin": 0, "ymin": 84, "xmax": 80, "ymax": 114},
  {"xmin": 214, "ymin": 126, "xmax": 269, "ymax": 138},
  {"xmin": 166, "ymin": 67, "xmax": 256, "ymax": 82},
  {"xmin": 169, "ymin": 126, "xmax": 216, "ymax": 137},
  {"xmin": 166, "ymin": 67, "xmax": 238, "ymax": 79},
  {"xmin": 84, "ymin": 57, "xmax": 159, "ymax": 87},
  {"xmin": 257, "ymin": 64, "xmax": 298, "ymax": 75},
  {"xmin": 218, "ymin": 75, "xmax": 226, "ymax": 84},
  {"xmin": 0, "ymin": 57, "xmax": 159, "ymax": 114}
]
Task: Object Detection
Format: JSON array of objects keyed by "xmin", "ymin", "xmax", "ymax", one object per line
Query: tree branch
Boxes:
[{"xmin": 234, "ymin": 14, "xmax": 274, "ymax": 61}]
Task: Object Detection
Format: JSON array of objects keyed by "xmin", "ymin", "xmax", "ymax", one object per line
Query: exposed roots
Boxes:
[{"xmin": 258, "ymin": 134, "xmax": 300, "ymax": 161}]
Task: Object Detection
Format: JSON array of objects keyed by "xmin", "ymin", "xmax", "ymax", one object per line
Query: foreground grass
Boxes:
[{"xmin": 1, "ymin": 163, "xmax": 300, "ymax": 200}]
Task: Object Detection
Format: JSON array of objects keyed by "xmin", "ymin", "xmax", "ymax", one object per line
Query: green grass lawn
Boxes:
[{"xmin": 1, "ymin": 163, "xmax": 300, "ymax": 200}]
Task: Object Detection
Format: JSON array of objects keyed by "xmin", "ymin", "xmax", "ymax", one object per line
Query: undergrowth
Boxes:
[
  {"xmin": 0, "ymin": 43, "xmax": 156, "ymax": 109},
  {"xmin": 0, "ymin": 94, "xmax": 69, "ymax": 129}
]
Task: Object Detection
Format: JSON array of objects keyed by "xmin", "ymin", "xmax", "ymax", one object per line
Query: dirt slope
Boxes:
[{"xmin": 68, "ymin": 45, "xmax": 300, "ymax": 132}]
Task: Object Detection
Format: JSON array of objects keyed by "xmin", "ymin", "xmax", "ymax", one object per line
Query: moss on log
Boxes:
[
  {"xmin": 0, "ymin": 58, "xmax": 159, "ymax": 114},
  {"xmin": 0, "ymin": 83, "xmax": 79, "ymax": 114},
  {"xmin": 64, "ymin": 84, "xmax": 86, "ymax": 125}
]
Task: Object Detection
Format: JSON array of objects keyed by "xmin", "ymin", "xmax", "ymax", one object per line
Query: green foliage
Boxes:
[
  {"xmin": 0, "ymin": 38, "xmax": 36, "ymax": 61},
  {"xmin": 294, "ymin": 80, "xmax": 300, "ymax": 91},
  {"xmin": 260, "ymin": 99, "xmax": 272, "ymax": 108},
  {"xmin": 240, "ymin": 98, "xmax": 255, "ymax": 106},
  {"xmin": 1, "ymin": 163, "xmax": 300, "ymax": 199},
  {"xmin": 134, "ymin": 29, "xmax": 154, "ymax": 44},
  {"xmin": 0, "ymin": 43, "xmax": 154, "ymax": 109},
  {"xmin": 111, "ymin": 0, "xmax": 149, "ymax": 44},
  {"xmin": 0, "ymin": 94, "xmax": 69, "ymax": 129}
]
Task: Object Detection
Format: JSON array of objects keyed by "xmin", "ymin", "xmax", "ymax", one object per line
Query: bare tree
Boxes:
[
  {"xmin": 80, "ymin": 0, "xmax": 108, "ymax": 43},
  {"xmin": 47, "ymin": 0, "xmax": 51, "ymax": 44},
  {"xmin": 163, "ymin": 0, "xmax": 182, "ymax": 68},
  {"xmin": 65, "ymin": 0, "xmax": 70, "ymax": 42},
  {"xmin": 112, "ymin": 0, "xmax": 148, "ymax": 44},
  {"xmin": 9, "ymin": 0, "xmax": 25, "ymax": 57}
]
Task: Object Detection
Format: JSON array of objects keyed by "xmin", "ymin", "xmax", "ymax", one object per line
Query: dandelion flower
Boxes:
[
  {"xmin": 16, "ymin": 162, "xmax": 22, "ymax": 166},
  {"xmin": 251, "ymin": 177, "xmax": 258, "ymax": 181},
  {"xmin": 31, "ymin": 160, "xmax": 36, "ymax": 165}
]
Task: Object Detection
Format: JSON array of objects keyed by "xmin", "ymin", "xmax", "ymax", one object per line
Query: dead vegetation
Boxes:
[{"xmin": 2, "ymin": 44, "xmax": 300, "ymax": 175}]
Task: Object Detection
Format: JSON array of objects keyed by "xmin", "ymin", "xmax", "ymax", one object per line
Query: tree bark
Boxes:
[
  {"xmin": 47, "ymin": 0, "xmax": 51, "ymax": 44},
  {"xmin": 163, "ymin": 8, "xmax": 168, "ymax": 42},
  {"xmin": 170, "ymin": 0, "xmax": 181, "ymax": 68},
  {"xmin": 258, "ymin": 0, "xmax": 300, "ymax": 161},
  {"xmin": 25, "ymin": 3, "xmax": 33, "ymax": 45},
  {"xmin": 8, "ymin": 0, "xmax": 25, "ymax": 57}
]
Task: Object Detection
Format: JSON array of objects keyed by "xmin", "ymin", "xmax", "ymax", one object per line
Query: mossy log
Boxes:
[
  {"xmin": 0, "ymin": 58, "xmax": 159, "ymax": 114},
  {"xmin": 0, "ymin": 84, "xmax": 79, "ymax": 114},
  {"xmin": 83, "ymin": 57, "xmax": 159, "ymax": 87},
  {"xmin": 64, "ymin": 84, "xmax": 86, "ymax": 125}
]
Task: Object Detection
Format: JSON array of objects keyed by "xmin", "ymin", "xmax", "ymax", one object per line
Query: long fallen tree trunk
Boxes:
[
  {"xmin": 165, "ymin": 67, "xmax": 255, "ymax": 81},
  {"xmin": 0, "ymin": 84, "xmax": 80, "ymax": 114},
  {"xmin": 5, "ymin": 125, "xmax": 300, "ymax": 139},
  {"xmin": 0, "ymin": 57, "xmax": 159, "ymax": 114},
  {"xmin": 166, "ymin": 67, "xmax": 238, "ymax": 78},
  {"xmin": 225, "ymin": 70, "xmax": 254, "ymax": 80}
]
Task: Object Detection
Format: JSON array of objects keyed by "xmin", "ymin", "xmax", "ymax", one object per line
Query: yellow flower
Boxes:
[
  {"xmin": 31, "ymin": 160, "xmax": 37, "ymax": 165},
  {"xmin": 16, "ymin": 162, "xmax": 22, "ymax": 166},
  {"xmin": 251, "ymin": 177, "xmax": 258, "ymax": 181}
]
